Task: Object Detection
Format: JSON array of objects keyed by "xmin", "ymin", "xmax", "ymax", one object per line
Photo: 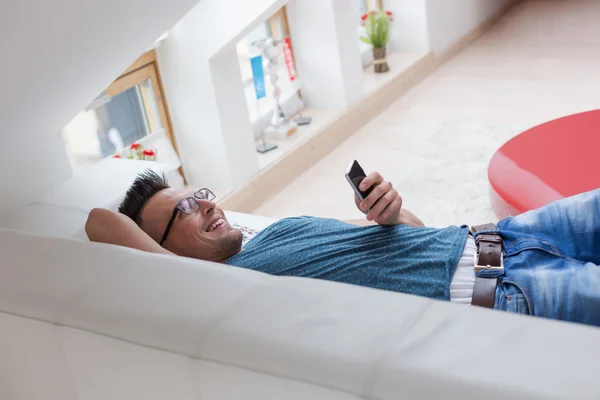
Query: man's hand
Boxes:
[{"xmin": 354, "ymin": 172, "xmax": 403, "ymax": 226}]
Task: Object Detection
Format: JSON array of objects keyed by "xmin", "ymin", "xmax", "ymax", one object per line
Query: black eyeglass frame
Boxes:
[{"xmin": 159, "ymin": 188, "xmax": 216, "ymax": 246}]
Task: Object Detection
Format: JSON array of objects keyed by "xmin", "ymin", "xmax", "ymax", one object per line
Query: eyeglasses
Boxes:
[{"xmin": 159, "ymin": 188, "xmax": 216, "ymax": 246}]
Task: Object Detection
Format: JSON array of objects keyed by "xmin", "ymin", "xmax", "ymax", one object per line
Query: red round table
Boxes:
[{"xmin": 489, "ymin": 109, "xmax": 600, "ymax": 219}]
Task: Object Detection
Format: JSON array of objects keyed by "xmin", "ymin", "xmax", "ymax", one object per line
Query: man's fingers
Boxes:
[
  {"xmin": 361, "ymin": 181, "xmax": 392, "ymax": 211},
  {"xmin": 359, "ymin": 171, "xmax": 384, "ymax": 191},
  {"xmin": 375, "ymin": 197, "xmax": 402, "ymax": 225},
  {"xmin": 367, "ymin": 189, "xmax": 396, "ymax": 221}
]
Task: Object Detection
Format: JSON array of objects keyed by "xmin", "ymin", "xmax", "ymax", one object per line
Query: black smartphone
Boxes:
[{"xmin": 345, "ymin": 160, "xmax": 373, "ymax": 201}]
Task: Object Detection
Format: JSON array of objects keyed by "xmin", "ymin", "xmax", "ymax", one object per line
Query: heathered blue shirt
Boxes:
[{"xmin": 226, "ymin": 217, "xmax": 470, "ymax": 300}]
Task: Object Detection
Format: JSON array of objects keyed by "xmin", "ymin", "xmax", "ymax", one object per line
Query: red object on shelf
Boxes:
[
  {"xmin": 488, "ymin": 110, "xmax": 600, "ymax": 219},
  {"xmin": 282, "ymin": 37, "xmax": 296, "ymax": 82}
]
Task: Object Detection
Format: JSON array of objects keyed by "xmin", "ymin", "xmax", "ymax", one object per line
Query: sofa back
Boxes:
[
  {"xmin": 2, "ymin": 227, "xmax": 600, "ymax": 399},
  {"xmin": 1, "ymin": 158, "xmax": 184, "ymax": 239}
]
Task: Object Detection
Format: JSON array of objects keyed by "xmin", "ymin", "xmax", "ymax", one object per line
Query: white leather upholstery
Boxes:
[
  {"xmin": 2, "ymin": 227, "xmax": 600, "ymax": 399},
  {"xmin": 1, "ymin": 158, "xmax": 184, "ymax": 239}
]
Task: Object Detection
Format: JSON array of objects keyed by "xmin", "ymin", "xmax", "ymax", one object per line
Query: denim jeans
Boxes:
[{"xmin": 473, "ymin": 189, "xmax": 600, "ymax": 327}]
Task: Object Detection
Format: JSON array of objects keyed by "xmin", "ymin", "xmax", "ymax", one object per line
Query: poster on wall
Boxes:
[
  {"xmin": 282, "ymin": 37, "xmax": 296, "ymax": 82},
  {"xmin": 250, "ymin": 55, "xmax": 266, "ymax": 99}
]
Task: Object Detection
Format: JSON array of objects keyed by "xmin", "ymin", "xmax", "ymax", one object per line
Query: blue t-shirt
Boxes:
[{"xmin": 226, "ymin": 217, "xmax": 469, "ymax": 300}]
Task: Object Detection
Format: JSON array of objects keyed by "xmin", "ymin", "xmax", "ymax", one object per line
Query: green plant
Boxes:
[{"xmin": 360, "ymin": 10, "xmax": 394, "ymax": 49}]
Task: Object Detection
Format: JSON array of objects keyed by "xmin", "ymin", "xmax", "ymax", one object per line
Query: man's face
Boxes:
[{"xmin": 139, "ymin": 187, "xmax": 243, "ymax": 261}]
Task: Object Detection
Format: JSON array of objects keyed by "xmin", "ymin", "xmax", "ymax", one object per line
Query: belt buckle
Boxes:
[{"xmin": 473, "ymin": 251, "xmax": 504, "ymax": 273}]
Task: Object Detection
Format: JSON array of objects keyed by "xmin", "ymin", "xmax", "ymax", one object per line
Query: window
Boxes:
[
  {"xmin": 356, "ymin": 0, "xmax": 383, "ymax": 17},
  {"xmin": 61, "ymin": 50, "xmax": 179, "ymax": 175},
  {"xmin": 237, "ymin": 8, "xmax": 291, "ymax": 85},
  {"xmin": 267, "ymin": 7, "xmax": 290, "ymax": 41},
  {"xmin": 357, "ymin": 0, "xmax": 386, "ymax": 68},
  {"xmin": 356, "ymin": 0, "xmax": 368, "ymax": 18},
  {"xmin": 235, "ymin": 7, "xmax": 300, "ymax": 128}
]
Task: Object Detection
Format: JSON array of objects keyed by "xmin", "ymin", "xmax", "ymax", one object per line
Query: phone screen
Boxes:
[{"xmin": 346, "ymin": 160, "xmax": 374, "ymax": 200}]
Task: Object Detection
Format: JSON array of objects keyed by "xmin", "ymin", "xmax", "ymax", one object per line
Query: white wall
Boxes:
[
  {"xmin": 287, "ymin": 0, "xmax": 364, "ymax": 109},
  {"xmin": 425, "ymin": 0, "xmax": 513, "ymax": 54},
  {"xmin": 0, "ymin": 0, "xmax": 200, "ymax": 223},
  {"xmin": 157, "ymin": 0, "xmax": 295, "ymax": 193},
  {"xmin": 0, "ymin": 0, "xmax": 516, "ymax": 224},
  {"xmin": 156, "ymin": 26, "xmax": 234, "ymax": 192},
  {"xmin": 387, "ymin": 0, "xmax": 430, "ymax": 54}
]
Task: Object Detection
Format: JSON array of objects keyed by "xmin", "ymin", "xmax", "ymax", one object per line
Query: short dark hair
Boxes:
[{"xmin": 118, "ymin": 169, "xmax": 170, "ymax": 223}]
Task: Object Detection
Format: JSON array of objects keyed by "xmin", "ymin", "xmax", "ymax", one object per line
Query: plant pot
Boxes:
[{"xmin": 372, "ymin": 47, "xmax": 390, "ymax": 73}]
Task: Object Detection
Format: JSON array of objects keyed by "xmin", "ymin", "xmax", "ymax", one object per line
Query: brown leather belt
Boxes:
[{"xmin": 470, "ymin": 223, "xmax": 504, "ymax": 308}]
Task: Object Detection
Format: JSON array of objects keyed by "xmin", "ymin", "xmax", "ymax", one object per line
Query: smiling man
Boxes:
[
  {"xmin": 115, "ymin": 175, "xmax": 243, "ymax": 262},
  {"xmin": 86, "ymin": 169, "xmax": 600, "ymax": 328}
]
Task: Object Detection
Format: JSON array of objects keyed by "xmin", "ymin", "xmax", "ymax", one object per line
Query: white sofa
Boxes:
[
  {"xmin": 0, "ymin": 229, "xmax": 600, "ymax": 400},
  {"xmin": 2, "ymin": 226, "xmax": 600, "ymax": 400},
  {"xmin": 2, "ymin": 160, "xmax": 600, "ymax": 399},
  {"xmin": 0, "ymin": 158, "xmax": 185, "ymax": 239}
]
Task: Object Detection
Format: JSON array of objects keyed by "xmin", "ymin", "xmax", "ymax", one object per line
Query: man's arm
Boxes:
[
  {"xmin": 85, "ymin": 208, "xmax": 173, "ymax": 255},
  {"xmin": 344, "ymin": 219, "xmax": 377, "ymax": 227},
  {"xmin": 345, "ymin": 209, "xmax": 425, "ymax": 227},
  {"xmin": 395, "ymin": 208, "xmax": 425, "ymax": 227}
]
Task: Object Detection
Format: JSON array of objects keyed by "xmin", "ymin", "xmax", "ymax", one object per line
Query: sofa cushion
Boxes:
[
  {"xmin": 1, "ymin": 158, "xmax": 184, "ymax": 238},
  {"xmin": 1, "ymin": 227, "xmax": 600, "ymax": 399}
]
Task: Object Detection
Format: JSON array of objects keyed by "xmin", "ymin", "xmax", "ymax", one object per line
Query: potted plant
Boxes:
[{"xmin": 360, "ymin": 10, "xmax": 394, "ymax": 73}]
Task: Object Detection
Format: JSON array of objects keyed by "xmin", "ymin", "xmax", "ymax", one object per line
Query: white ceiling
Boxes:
[{"xmin": 0, "ymin": 0, "xmax": 200, "ymax": 218}]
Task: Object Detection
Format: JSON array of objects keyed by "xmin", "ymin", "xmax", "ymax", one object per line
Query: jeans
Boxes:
[{"xmin": 473, "ymin": 189, "xmax": 600, "ymax": 327}]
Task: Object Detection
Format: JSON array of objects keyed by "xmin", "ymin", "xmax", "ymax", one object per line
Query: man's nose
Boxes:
[{"xmin": 197, "ymin": 199, "xmax": 215, "ymax": 216}]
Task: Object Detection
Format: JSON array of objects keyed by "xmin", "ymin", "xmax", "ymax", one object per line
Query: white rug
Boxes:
[{"xmin": 394, "ymin": 122, "xmax": 519, "ymax": 228}]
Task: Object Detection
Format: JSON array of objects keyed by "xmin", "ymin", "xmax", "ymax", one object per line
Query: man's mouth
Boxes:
[{"xmin": 206, "ymin": 217, "xmax": 226, "ymax": 233}]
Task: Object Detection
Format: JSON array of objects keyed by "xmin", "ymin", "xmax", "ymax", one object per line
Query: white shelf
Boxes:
[
  {"xmin": 363, "ymin": 52, "xmax": 427, "ymax": 94},
  {"xmin": 255, "ymin": 108, "xmax": 341, "ymax": 171}
]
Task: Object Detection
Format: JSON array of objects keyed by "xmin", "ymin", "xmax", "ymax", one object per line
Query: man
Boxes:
[{"xmin": 86, "ymin": 169, "xmax": 600, "ymax": 327}]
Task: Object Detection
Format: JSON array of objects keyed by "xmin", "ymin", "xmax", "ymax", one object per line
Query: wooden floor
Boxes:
[{"xmin": 253, "ymin": 0, "xmax": 600, "ymax": 221}]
